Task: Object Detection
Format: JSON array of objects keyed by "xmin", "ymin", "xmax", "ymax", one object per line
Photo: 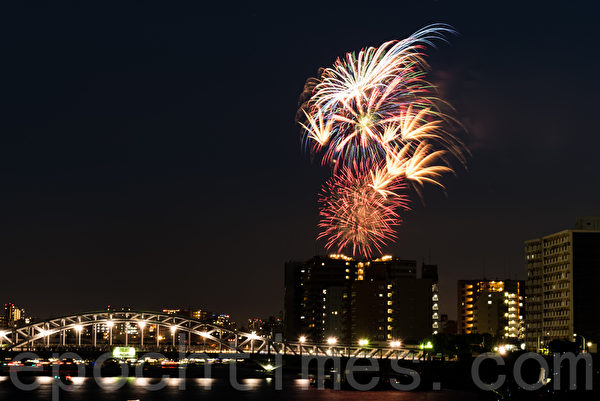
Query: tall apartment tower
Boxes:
[
  {"xmin": 1, "ymin": 303, "xmax": 28, "ymax": 329},
  {"xmin": 423, "ymin": 264, "xmax": 440, "ymax": 335},
  {"xmin": 457, "ymin": 279, "xmax": 524, "ymax": 339},
  {"xmin": 284, "ymin": 254, "xmax": 358, "ymax": 344},
  {"xmin": 284, "ymin": 254, "xmax": 437, "ymax": 345},
  {"xmin": 524, "ymin": 217, "xmax": 600, "ymax": 351}
]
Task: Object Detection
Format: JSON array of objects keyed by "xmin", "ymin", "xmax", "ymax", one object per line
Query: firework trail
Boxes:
[{"xmin": 298, "ymin": 23, "xmax": 466, "ymax": 258}]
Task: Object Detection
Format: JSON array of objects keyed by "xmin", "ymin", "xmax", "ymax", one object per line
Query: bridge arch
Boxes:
[{"xmin": 0, "ymin": 310, "xmax": 267, "ymax": 352}]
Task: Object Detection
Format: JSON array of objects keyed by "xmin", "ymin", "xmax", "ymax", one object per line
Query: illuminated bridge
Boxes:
[{"xmin": 0, "ymin": 310, "xmax": 422, "ymax": 359}]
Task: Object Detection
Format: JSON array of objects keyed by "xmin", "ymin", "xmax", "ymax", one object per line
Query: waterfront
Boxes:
[{"xmin": 0, "ymin": 376, "xmax": 483, "ymax": 401}]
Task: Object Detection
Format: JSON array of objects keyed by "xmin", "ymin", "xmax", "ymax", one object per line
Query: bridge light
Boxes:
[
  {"xmin": 299, "ymin": 336, "xmax": 306, "ymax": 343},
  {"xmin": 74, "ymin": 325, "xmax": 83, "ymax": 332},
  {"xmin": 390, "ymin": 340, "xmax": 401, "ymax": 348},
  {"xmin": 199, "ymin": 332, "xmax": 210, "ymax": 338},
  {"xmin": 327, "ymin": 337, "xmax": 337, "ymax": 345},
  {"xmin": 158, "ymin": 336, "xmax": 164, "ymax": 341},
  {"xmin": 138, "ymin": 321, "xmax": 146, "ymax": 330},
  {"xmin": 170, "ymin": 326, "xmax": 177, "ymax": 334},
  {"xmin": 248, "ymin": 331, "xmax": 260, "ymax": 340},
  {"xmin": 358, "ymin": 339, "xmax": 369, "ymax": 346},
  {"xmin": 106, "ymin": 321, "xmax": 114, "ymax": 328}
]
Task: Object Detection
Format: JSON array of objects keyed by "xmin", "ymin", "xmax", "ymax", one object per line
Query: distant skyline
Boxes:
[{"xmin": 1, "ymin": 2, "xmax": 599, "ymax": 322}]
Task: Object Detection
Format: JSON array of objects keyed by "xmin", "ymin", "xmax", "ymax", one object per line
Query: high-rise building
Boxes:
[
  {"xmin": 284, "ymin": 254, "xmax": 357, "ymax": 344},
  {"xmin": 284, "ymin": 254, "xmax": 438, "ymax": 345},
  {"xmin": 423, "ymin": 264, "xmax": 440, "ymax": 334},
  {"xmin": 524, "ymin": 218, "xmax": 600, "ymax": 351},
  {"xmin": 457, "ymin": 280, "xmax": 524, "ymax": 339},
  {"xmin": 2, "ymin": 303, "xmax": 28, "ymax": 329}
]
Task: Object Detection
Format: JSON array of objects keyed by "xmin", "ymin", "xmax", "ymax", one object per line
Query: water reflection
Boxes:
[
  {"xmin": 294, "ymin": 378, "xmax": 310, "ymax": 390},
  {"xmin": 195, "ymin": 378, "xmax": 214, "ymax": 389},
  {"xmin": 0, "ymin": 376, "xmax": 481, "ymax": 401},
  {"xmin": 242, "ymin": 378, "xmax": 262, "ymax": 391}
]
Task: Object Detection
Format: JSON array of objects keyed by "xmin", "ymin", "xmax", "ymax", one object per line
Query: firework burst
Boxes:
[
  {"xmin": 318, "ymin": 165, "xmax": 409, "ymax": 259},
  {"xmin": 299, "ymin": 24, "xmax": 466, "ymax": 258}
]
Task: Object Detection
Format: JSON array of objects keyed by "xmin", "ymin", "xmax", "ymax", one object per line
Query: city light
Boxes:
[
  {"xmin": 419, "ymin": 341, "xmax": 433, "ymax": 350},
  {"xmin": 390, "ymin": 340, "xmax": 401, "ymax": 348},
  {"xmin": 327, "ymin": 337, "xmax": 337, "ymax": 345},
  {"xmin": 498, "ymin": 346, "xmax": 507, "ymax": 355},
  {"xmin": 299, "ymin": 336, "xmax": 306, "ymax": 343},
  {"xmin": 358, "ymin": 339, "xmax": 369, "ymax": 346},
  {"xmin": 587, "ymin": 342, "xmax": 592, "ymax": 347},
  {"xmin": 158, "ymin": 336, "xmax": 164, "ymax": 341}
]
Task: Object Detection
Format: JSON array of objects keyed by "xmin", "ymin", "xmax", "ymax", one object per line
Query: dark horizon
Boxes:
[{"xmin": 1, "ymin": 2, "xmax": 599, "ymax": 323}]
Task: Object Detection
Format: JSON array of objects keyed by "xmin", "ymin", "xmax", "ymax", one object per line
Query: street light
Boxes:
[
  {"xmin": 74, "ymin": 325, "xmax": 83, "ymax": 346},
  {"xmin": 107, "ymin": 321, "xmax": 114, "ymax": 346},
  {"xmin": 574, "ymin": 333, "xmax": 587, "ymax": 352},
  {"xmin": 298, "ymin": 336, "xmax": 306, "ymax": 356},
  {"xmin": 200, "ymin": 332, "xmax": 209, "ymax": 352},
  {"xmin": 170, "ymin": 326, "xmax": 177, "ymax": 347},
  {"xmin": 138, "ymin": 321, "xmax": 146, "ymax": 347},
  {"xmin": 249, "ymin": 331, "xmax": 259, "ymax": 353}
]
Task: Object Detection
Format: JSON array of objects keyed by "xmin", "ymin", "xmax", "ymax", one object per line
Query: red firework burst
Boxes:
[{"xmin": 318, "ymin": 165, "xmax": 409, "ymax": 259}]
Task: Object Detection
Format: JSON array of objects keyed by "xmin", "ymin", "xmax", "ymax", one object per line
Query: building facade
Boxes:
[
  {"xmin": 525, "ymin": 218, "xmax": 600, "ymax": 351},
  {"xmin": 284, "ymin": 254, "xmax": 438, "ymax": 345},
  {"xmin": 457, "ymin": 280, "xmax": 524, "ymax": 340},
  {"xmin": 1, "ymin": 303, "xmax": 29, "ymax": 329}
]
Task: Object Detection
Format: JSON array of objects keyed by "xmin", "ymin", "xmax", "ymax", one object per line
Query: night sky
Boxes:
[{"xmin": 1, "ymin": 2, "xmax": 599, "ymax": 323}]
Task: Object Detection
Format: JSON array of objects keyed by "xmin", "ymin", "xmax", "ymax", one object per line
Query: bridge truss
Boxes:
[
  {"xmin": 0, "ymin": 310, "xmax": 266, "ymax": 352},
  {"xmin": 0, "ymin": 310, "xmax": 422, "ymax": 359}
]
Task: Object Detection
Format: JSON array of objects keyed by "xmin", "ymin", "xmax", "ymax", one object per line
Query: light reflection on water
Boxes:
[{"xmin": 0, "ymin": 377, "xmax": 481, "ymax": 400}]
